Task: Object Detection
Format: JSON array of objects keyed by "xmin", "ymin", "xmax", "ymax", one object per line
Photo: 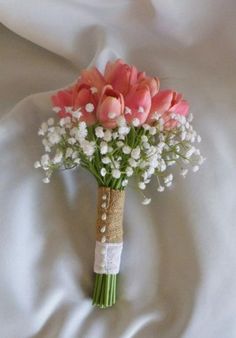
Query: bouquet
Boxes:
[{"xmin": 35, "ymin": 59, "xmax": 204, "ymax": 308}]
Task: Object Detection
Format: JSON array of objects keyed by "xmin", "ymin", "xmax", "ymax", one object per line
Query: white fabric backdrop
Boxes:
[{"xmin": 0, "ymin": 1, "xmax": 236, "ymax": 337}]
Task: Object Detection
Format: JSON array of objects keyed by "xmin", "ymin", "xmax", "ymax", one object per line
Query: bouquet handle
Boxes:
[{"xmin": 92, "ymin": 187, "xmax": 125, "ymax": 308}]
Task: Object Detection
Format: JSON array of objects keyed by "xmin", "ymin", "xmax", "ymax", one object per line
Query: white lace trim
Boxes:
[{"xmin": 94, "ymin": 241, "xmax": 123, "ymax": 274}]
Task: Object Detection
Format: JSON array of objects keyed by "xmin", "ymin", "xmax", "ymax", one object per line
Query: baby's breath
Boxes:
[{"xmin": 36, "ymin": 110, "xmax": 204, "ymax": 203}]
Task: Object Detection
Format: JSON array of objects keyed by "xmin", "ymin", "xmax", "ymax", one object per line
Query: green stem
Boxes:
[{"xmin": 92, "ymin": 274, "xmax": 118, "ymax": 308}]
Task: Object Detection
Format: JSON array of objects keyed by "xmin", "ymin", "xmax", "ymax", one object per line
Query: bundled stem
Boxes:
[
  {"xmin": 92, "ymin": 274, "xmax": 117, "ymax": 308},
  {"xmin": 92, "ymin": 187, "xmax": 125, "ymax": 308}
]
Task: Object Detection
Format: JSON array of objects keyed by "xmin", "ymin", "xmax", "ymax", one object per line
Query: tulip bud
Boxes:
[
  {"xmin": 138, "ymin": 76, "xmax": 160, "ymax": 97},
  {"xmin": 79, "ymin": 67, "xmax": 105, "ymax": 95},
  {"xmin": 147, "ymin": 90, "xmax": 189, "ymax": 128},
  {"xmin": 97, "ymin": 85, "xmax": 124, "ymax": 128},
  {"xmin": 104, "ymin": 59, "xmax": 138, "ymax": 96},
  {"xmin": 147, "ymin": 90, "xmax": 174, "ymax": 124},
  {"xmin": 72, "ymin": 84, "xmax": 97, "ymax": 125},
  {"xmin": 51, "ymin": 89, "xmax": 74, "ymax": 118},
  {"xmin": 124, "ymin": 84, "xmax": 152, "ymax": 125}
]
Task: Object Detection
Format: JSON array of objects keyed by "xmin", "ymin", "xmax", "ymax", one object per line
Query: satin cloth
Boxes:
[{"xmin": 0, "ymin": 1, "xmax": 236, "ymax": 337}]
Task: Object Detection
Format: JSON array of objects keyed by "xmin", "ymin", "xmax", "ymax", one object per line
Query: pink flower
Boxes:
[
  {"xmin": 51, "ymin": 89, "xmax": 73, "ymax": 118},
  {"xmin": 124, "ymin": 84, "xmax": 152, "ymax": 125},
  {"xmin": 104, "ymin": 59, "xmax": 138, "ymax": 96},
  {"xmin": 51, "ymin": 59, "xmax": 189, "ymax": 131},
  {"xmin": 138, "ymin": 76, "xmax": 160, "ymax": 97},
  {"xmin": 72, "ymin": 83, "xmax": 98, "ymax": 125},
  {"xmin": 97, "ymin": 85, "xmax": 124, "ymax": 128},
  {"xmin": 147, "ymin": 90, "xmax": 189, "ymax": 128},
  {"xmin": 78, "ymin": 67, "xmax": 106, "ymax": 95}
]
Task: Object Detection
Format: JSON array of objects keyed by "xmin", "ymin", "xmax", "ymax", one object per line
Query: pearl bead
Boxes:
[
  {"xmin": 100, "ymin": 226, "xmax": 106, "ymax": 233},
  {"xmin": 102, "ymin": 194, "xmax": 107, "ymax": 200},
  {"xmin": 101, "ymin": 213, "xmax": 107, "ymax": 221},
  {"xmin": 101, "ymin": 248, "xmax": 106, "ymax": 255},
  {"xmin": 101, "ymin": 236, "xmax": 106, "ymax": 243},
  {"xmin": 101, "ymin": 202, "xmax": 106, "ymax": 208}
]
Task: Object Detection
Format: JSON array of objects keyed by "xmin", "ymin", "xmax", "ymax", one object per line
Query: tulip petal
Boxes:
[
  {"xmin": 104, "ymin": 59, "xmax": 138, "ymax": 95},
  {"xmin": 98, "ymin": 97, "xmax": 122, "ymax": 128},
  {"xmin": 152, "ymin": 90, "xmax": 173, "ymax": 112},
  {"xmin": 125, "ymin": 84, "xmax": 152, "ymax": 125},
  {"xmin": 170, "ymin": 100, "xmax": 189, "ymax": 116},
  {"xmin": 147, "ymin": 89, "xmax": 173, "ymax": 124},
  {"xmin": 97, "ymin": 85, "xmax": 124, "ymax": 128},
  {"xmin": 51, "ymin": 89, "xmax": 73, "ymax": 118},
  {"xmin": 172, "ymin": 91, "xmax": 183, "ymax": 105},
  {"xmin": 79, "ymin": 67, "xmax": 106, "ymax": 94},
  {"xmin": 137, "ymin": 71, "xmax": 146, "ymax": 81},
  {"xmin": 138, "ymin": 76, "xmax": 160, "ymax": 97},
  {"xmin": 104, "ymin": 59, "xmax": 124, "ymax": 83},
  {"xmin": 72, "ymin": 84, "xmax": 97, "ymax": 125}
]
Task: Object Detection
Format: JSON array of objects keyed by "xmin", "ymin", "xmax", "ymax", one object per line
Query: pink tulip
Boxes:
[
  {"xmin": 104, "ymin": 59, "xmax": 138, "ymax": 96},
  {"xmin": 137, "ymin": 71, "xmax": 146, "ymax": 82},
  {"xmin": 72, "ymin": 83, "xmax": 98, "ymax": 125},
  {"xmin": 138, "ymin": 76, "xmax": 160, "ymax": 97},
  {"xmin": 169, "ymin": 92, "xmax": 189, "ymax": 115},
  {"xmin": 78, "ymin": 67, "xmax": 106, "ymax": 95},
  {"xmin": 124, "ymin": 84, "xmax": 152, "ymax": 125},
  {"xmin": 97, "ymin": 85, "xmax": 124, "ymax": 128},
  {"xmin": 147, "ymin": 90, "xmax": 173, "ymax": 121},
  {"xmin": 52, "ymin": 60, "xmax": 190, "ymax": 132},
  {"xmin": 51, "ymin": 89, "xmax": 73, "ymax": 118},
  {"xmin": 147, "ymin": 90, "xmax": 189, "ymax": 128}
]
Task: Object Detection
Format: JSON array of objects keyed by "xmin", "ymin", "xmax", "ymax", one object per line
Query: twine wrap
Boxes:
[
  {"xmin": 96, "ymin": 187, "xmax": 125, "ymax": 244},
  {"xmin": 94, "ymin": 187, "xmax": 125, "ymax": 274}
]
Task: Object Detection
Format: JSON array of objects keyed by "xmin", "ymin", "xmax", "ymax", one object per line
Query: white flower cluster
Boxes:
[{"xmin": 35, "ymin": 109, "xmax": 205, "ymax": 205}]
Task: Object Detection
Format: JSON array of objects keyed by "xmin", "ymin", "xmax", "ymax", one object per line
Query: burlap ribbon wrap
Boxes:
[
  {"xmin": 94, "ymin": 187, "xmax": 125, "ymax": 274},
  {"xmin": 96, "ymin": 187, "xmax": 125, "ymax": 243}
]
